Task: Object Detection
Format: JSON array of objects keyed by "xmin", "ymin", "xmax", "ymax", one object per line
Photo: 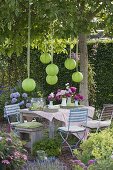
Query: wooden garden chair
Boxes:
[
  {"xmin": 58, "ymin": 108, "xmax": 88, "ymax": 156},
  {"xmin": 84, "ymin": 105, "xmax": 113, "ymax": 132}
]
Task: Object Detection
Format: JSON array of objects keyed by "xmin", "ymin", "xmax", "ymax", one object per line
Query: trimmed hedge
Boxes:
[{"xmin": 88, "ymin": 42, "xmax": 113, "ymax": 108}]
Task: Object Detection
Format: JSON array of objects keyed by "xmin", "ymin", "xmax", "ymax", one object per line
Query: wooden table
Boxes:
[{"xmin": 20, "ymin": 106, "xmax": 95, "ymax": 138}]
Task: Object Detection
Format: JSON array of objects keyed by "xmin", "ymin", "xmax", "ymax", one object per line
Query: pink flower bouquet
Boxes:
[
  {"xmin": 48, "ymin": 92, "xmax": 55, "ymax": 101},
  {"xmin": 74, "ymin": 94, "xmax": 84, "ymax": 101}
]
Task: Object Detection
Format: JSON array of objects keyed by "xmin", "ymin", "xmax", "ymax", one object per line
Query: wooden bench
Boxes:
[{"xmin": 15, "ymin": 122, "xmax": 43, "ymax": 153}]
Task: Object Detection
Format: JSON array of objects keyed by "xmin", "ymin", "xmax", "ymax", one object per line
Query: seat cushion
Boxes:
[
  {"xmin": 11, "ymin": 122, "xmax": 20, "ymax": 126},
  {"xmin": 58, "ymin": 125, "xmax": 85, "ymax": 132},
  {"xmin": 85, "ymin": 120, "xmax": 111, "ymax": 129},
  {"xmin": 15, "ymin": 122, "xmax": 43, "ymax": 129}
]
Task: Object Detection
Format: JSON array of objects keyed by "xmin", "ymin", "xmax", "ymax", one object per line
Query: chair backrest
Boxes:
[
  {"xmin": 100, "ymin": 105, "xmax": 113, "ymax": 120},
  {"xmin": 4, "ymin": 104, "xmax": 20, "ymax": 124},
  {"xmin": 68, "ymin": 108, "xmax": 88, "ymax": 127}
]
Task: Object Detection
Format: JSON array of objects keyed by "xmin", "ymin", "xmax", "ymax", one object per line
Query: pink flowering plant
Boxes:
[
  {"xmin": 56, "ymin": 89, "xmax": 67, "ymax": 100},
  {"xmin": 48, "ymin": 92, "xmax": 55, "ymax": 101},
  {"xmin": 71, "ymin": 159, "xmax": 96, "ymax": 170},
  {"xmin": 0, "ymin": 131, "xmax": 27, "ymax": 169},
  {"xmin": 74, "ymin": 94, "xmax": 84, "ymax": 101},
  {"xmin": 55, "ymin": 83, "xmax": 75, "ymax": 100},
  {"xmin": 55, "ymin": 83, "xmax": 84, "ymax": 102}
]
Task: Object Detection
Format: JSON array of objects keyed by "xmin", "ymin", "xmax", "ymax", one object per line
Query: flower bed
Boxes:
[{"xmin": 0, "ymin": 131, "xmax": 27, "ymax": 170}]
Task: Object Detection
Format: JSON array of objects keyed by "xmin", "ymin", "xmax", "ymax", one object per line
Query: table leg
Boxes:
[{"xmin": 49, "ymin": 120, "xmax": 54, "ymax": 138}]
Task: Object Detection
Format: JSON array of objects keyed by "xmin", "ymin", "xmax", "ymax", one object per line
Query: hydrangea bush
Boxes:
[
  {"xmin": 8, "ymin": 92, "xmax": 31, "ymax": 109},
  {"xmin": 0, "ymin": 131, "xmax": 27, "ymax": 169}
]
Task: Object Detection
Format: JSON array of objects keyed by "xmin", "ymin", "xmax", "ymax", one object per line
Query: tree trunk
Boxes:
[{"xmin": 79, "ymin": 34, "xmax": 89, "ymax": 106}]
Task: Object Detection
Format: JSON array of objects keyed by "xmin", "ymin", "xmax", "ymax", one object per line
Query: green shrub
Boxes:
[
  {"xmin": 33, "ymin": 137, "xmax": 62, "ymax": 157},
  {"xmin": 73, "ymin": 128, "xmax": 113, "ymax": 169}
]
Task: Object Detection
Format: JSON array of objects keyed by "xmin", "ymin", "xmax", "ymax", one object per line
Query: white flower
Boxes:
[
  {"xmin": 65, "ymin": 83, "xmax": 69, "ymax": 86},
  {"xmin": 50, "ymin": 92, "xmax": 54, "ymax": 98},
  {"xmin": 0, "ymin": 137, "xmax": 3, "ymax": 141}
]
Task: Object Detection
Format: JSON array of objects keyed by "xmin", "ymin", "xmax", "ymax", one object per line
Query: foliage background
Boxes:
[{"xmin": 1, "ymin": 40, "xmax": 113, "ymax": 116}]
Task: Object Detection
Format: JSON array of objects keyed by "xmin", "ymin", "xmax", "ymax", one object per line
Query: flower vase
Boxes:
[
  {"xmin": 74, "ymin": 100, "xmax": 78, "ymax": 106},
  {"xmin": 61, "ymin": 98, "xmax": 67, "ymax": 106},
  {"xmin": 67, "ymin": 97, "xmax": 71, "ymax": 106},
  {"xmin": 49, "ymin": 100, "xmax": 53, "ymax": 106}
]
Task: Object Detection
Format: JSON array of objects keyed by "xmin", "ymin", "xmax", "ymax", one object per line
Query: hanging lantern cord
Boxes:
[
  {"xmin": 51, "ymin": 37, "xmax": 54, "ymax": 64},
  {"xmin": 69, "ymin": 44, "xmax": 71, "ymax": 58},
  {"xmin": 76, "ymin": 36, "xmax": 79, "ymax": 71},
  {"xmin": 27, "ymin": 0, "xmax": 31, "ymax": 78},
  {"xmin": 50, "ymin": 23, "xmax": 54, "ymax": 64}
]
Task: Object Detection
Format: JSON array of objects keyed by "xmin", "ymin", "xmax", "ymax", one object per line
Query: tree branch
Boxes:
[{"xmin": 86, "ymin": 3, "xmax": 105, "ymax": 21}]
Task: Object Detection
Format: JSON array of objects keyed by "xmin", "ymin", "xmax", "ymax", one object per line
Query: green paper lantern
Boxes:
[
  {"xmin": 22, "ymin": 78, "xmax": 36, "ymax": 92},
  {"xmin": 40, "ymin": 53, "xmax": 52, "ymax": 64},
  {"xmin": 64, "ymin": 58, "xmax": 76, "ymax": 70},
  {"xmin": 46, "ymin": 64, "xmax": 59, "ymax": 76},
  {"xmin": 72, "ymin": 71, "xmax": 83, "ymax": 82},
  {"xmin": 46, "ymin": 75, "xmax": 58, "ymax": 85}
]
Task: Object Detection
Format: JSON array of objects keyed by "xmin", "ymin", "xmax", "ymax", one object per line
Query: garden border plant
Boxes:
[{"xmin": 73, "ymin": 127, "xmax": 113, "ymax": 169}]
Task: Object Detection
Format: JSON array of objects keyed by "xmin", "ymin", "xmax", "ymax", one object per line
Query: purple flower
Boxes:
[
  {"xmin": 10, "ymin": 93, "xmax": 15, "ymax": 98},
  {"xmin": 78, "ymin": 94, "xmax": 84, "ymax": 100},
  {"xmin": 56, "ymin": 91, "xmax": 61, "ymax": 97},
  {"xmin": 65, "ymin": 93, "xmax": 71, "ymax": 97},
  {"xmin": 48, "ymin": 96, "xmax": 53, "ymax": 100},
  {"xmin": 70, "ymin": 87, "xmax": 77, "ymax": 93},
  {"xmin": 11, "ymin": 98, "xmax": 17, "ymax": 104},
  {"xmin": 60, "ymin": 90, "xmax": 66, "ymax": 96},
  {"xmin": 57, "ymin": 89, "xmax": 61, "ymax": 92},
  {"xmin": 26, "ymin": 103, "xmax": 31, "ymax": 108},
  {"xmin": 88, "ymin": 159, "xmax": 96, "ymax": 165},
  {"xmin": 48, "ymin": 93, "xmax": 54, "ymax": 101},
  {"xmin": 79, "ymin": 162, "xmax": 86, "ymax": 168},
  {"xmin": 21, "ymin": 154, "xmax": 27, "ymax": 161},
  {"xmin": 13, "ymin": 93, "xmax": 18, "ymax": 98},
  {"xmin": 2, "ymin": 160, "xmax": 10, "ymax": 165},
  {"xmin": 74, "ymin": 95, "xmax": 80, "ymax": 100},
  {"xmin": 72, "ymin": 160, "xmax": 81, "ymax": 165},
  {"xmin": 74, "ymin": 94, "xmax": 84, "ymax": 101},
  {"xmin": 55, "ymin": 95, "xmax": 62, "ymax": 101},
  {"xmin": 15, "ymin": 92, "xmax": 20, "ymax": 98},
  {"xmin": 22, "ymin": 93, "xmax": 28, "ymax": 98},
  {"xmin": 19, "ymin": 101, "xmax": 24, "ymax": 106}
]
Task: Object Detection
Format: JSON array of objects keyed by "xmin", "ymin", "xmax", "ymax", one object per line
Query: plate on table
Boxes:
[
  {"xmin": 60, "ymin": 105, "xmax": 84, "ymax": 109},
  {"xmin": 48, "ymin": 105, "xmax": 60, "ymax": 109},
  {"xmin": 43, "ymin": 106, "xmax": 59, "ymax": 113}
]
